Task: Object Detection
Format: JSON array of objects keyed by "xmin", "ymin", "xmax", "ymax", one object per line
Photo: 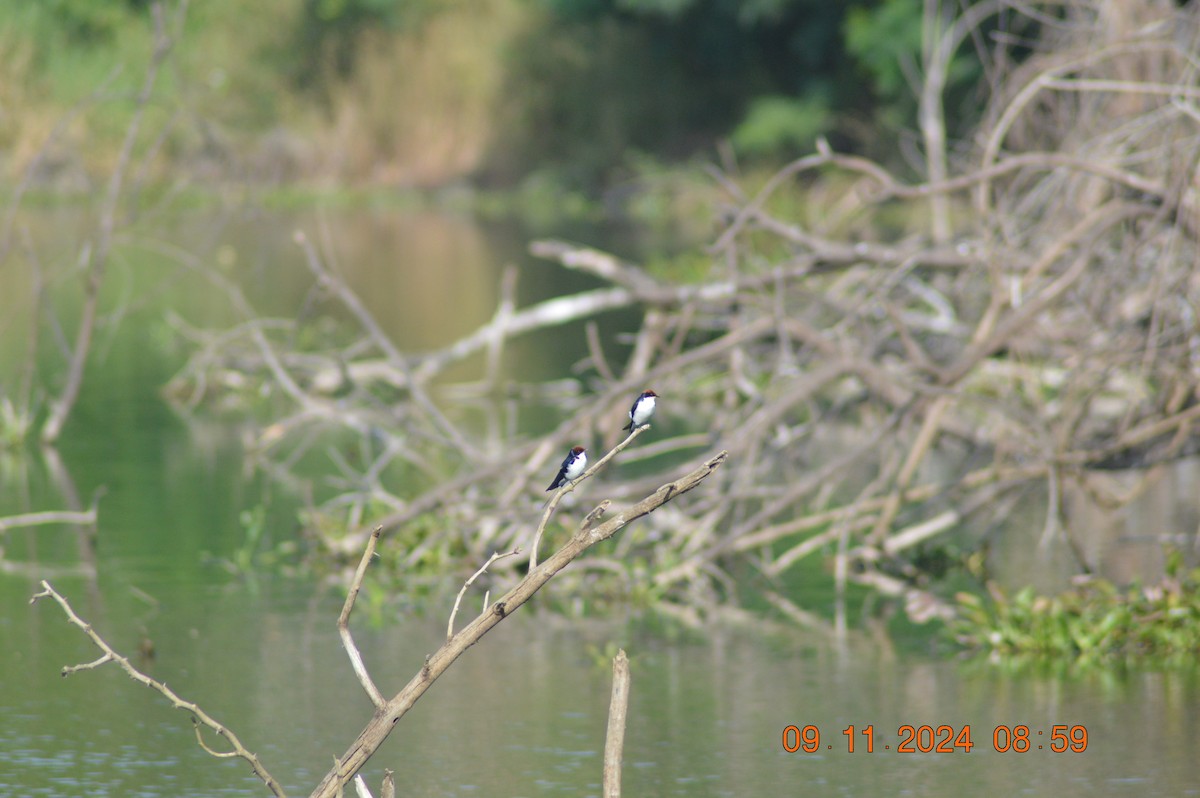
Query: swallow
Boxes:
[
  {"xmin": 622, "ymin": 390, "xmax": 658, "ymax": 431},
  {"xmin": 547, "ymin": 446, "xmax": 587, "ymax": 491}
]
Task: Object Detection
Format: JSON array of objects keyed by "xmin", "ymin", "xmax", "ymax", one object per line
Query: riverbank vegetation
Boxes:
[
  {"xmin": 954, "ymin": 553, "xmax": 1200, "ymax": 666},
  {"xmin": 1, "ymin": 0, "xmax": 1010, "ymax": 195}
]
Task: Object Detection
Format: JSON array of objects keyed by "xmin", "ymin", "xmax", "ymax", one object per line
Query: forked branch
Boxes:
[
  {"xmin": 309, "ymin": 450, "xmax": 727, "ymax": 798},
  {"xmin": 531, "ymin": 424, "xmax": 651, "ymax": 568},
  {"xmin": 31, "ymin": 580, "xmax": 286, "ymax": 797}
]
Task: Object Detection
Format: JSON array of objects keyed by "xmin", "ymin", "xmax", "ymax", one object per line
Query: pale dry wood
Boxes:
[
  {"xmin": 531, "ymin": 424, "xmax": 651, "ymax": 568},
  {"xmin": 975, "ymin": 39, "xmax": 1180, "ymax": 214},
  {"xmin": 531, "ymin": 240, "xmax": 662, "ymax": 293},
  {"xmin": 656, "ymin": 462, "xmax": 1048, "ymax": 589},
  {"xmin": 338, "ymin": 526, "xmax": 386, "ymax": 709},
  {"xmin": 31, "ymin": 580, "xmax": 286, "ymax": 797},
  {"xmin": 602, "ymin": 649, "xmax": 631, "ymax": 798},
  {"xmin": 446, "ymin": 548, "xmax": 520, "ymax": 640},
  {"xmin": 0, "ymin": 508, "xmax": 97, "ymax": 533},
  {"xmin": 308, "ymin": 452, "xmax": 726, "ymax": 798}
]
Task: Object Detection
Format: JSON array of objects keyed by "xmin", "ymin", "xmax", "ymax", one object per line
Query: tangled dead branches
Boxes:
[{"xmin": 168, "ymin": 1, "xmax": 1200, "ymax": 625}]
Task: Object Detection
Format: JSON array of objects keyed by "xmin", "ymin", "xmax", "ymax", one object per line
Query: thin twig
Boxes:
[
  {"xmin": 338, "ymin": 526, "xmax": 386, "ymax": 709},
  {"xmin": 530, "ymin": 424, "xmax": 651, "ymax": 569},
  {"xmin": 31, "ymin": 580, "xmax": 286, "ymax": 797},
  {"xmin": 447, "ymin": 548, "xmax": 521, "ymax": 640},
  {"xmin": 0, "ymin": 508, "xmax": 97, "ymax": 533}
]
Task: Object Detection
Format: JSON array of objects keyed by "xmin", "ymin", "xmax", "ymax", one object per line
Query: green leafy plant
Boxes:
[
  {"xmin": 953, "ymin": 552, "xmax": 1200, "ymax": 665},
  {"xmin": 731, "ymin": 95, "xmax": 832, "ymax": 160}
]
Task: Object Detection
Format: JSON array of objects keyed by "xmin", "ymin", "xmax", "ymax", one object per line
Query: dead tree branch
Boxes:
[
  {"xmin": 338, "ymin": 526, "xmax": 386, "ymax": 709},
  {"xmin": 31, "ymin": 580, "xmax": 286, "ymax": 797},
  {"xmin": 602, "ymin": 649, "xmax": 631, "ymax": 798},
  {"xmin": 309, "ymin": 451, "xmax": 726, "ymax": 798},
  {"xmin": 0, "ymin": 507, "xmax": 97, "ymax": 533},
  {"xmin": 446, "ymin": 547, "xmax": 521, "ymax": 640}
]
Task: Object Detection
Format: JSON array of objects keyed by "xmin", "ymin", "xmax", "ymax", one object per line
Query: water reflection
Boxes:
[
  {"xmin": 991, "ymin": 458, "xmax": 1200, "ymax": 593},
  {"xmin": 6, "ymin": 571, "xmax": 1198, "ymax": 797}
]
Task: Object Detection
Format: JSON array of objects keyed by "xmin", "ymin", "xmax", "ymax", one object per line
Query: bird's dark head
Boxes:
[
  {"xmin": 571, "ymin": 446, "xmax": 586, "ymax": 455},
  {"xmin": 642, "ymin": 390, "xmax": 658, "ymax": 398}
]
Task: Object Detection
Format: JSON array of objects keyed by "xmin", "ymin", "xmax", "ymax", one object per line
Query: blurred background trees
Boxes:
[{"xmin": 0, "ymin": 0, "xmax": 1027, "ymax": 191}]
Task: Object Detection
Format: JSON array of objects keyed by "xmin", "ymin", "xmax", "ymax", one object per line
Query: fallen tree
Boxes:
[{"xmin": 166, "ymin": 1, "xmax": 1200, "ymax": 626}]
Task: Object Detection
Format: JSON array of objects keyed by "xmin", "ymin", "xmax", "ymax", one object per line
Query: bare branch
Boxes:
[
  {"xmin": 31, "ymin": 580, "xmax": 286, "ymax": 797},
  {"xmin": 446, "ymin": 548, "xmax": 521, "ymax": 640},
  {"xmin": 602, "ymin": 649, "xmax": 631, "ymax": 798},
  {"xmin": 293, "ymin": 230, "xmax": 473, "ymax": 458},
  {"xmin": 308, "ymin": 451, "xmax": 726, "ymax": 798},
  {"xmin": 338, "ymin": 527, "xmax": 386, "ymax": 709},
  {"xmin": 0, "ymin": 507, "xmax": 97, "ymax": 533}
]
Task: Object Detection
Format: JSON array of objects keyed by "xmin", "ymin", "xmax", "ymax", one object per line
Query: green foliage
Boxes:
[
  {"xmin": 231, "ymin": 504, "xmax": 267, "ymax": 573},
  {"xmin": 953, "ymin": 555, "xmax": 1200, "ymax": 666},
  {"xmin": 731, "ymin": 94, "xmax": 832, "ymax": 159},
  {"xmin": 219, "ymin": 503, "xmax": 303, "ymax": 576},
  {"xmin": 0, "ymin": 396, "xmax": 34, "ymax": 448},
  {"xmin": 1, "ymin": 0, "xmax": 1021, "ymax": 191},
  {"xmin": 45, "ymin": 0, "xmax": 129, "ymax": 43},
  {"xmin": 584, "ymin": 640, "xmax": 629, "ymax": 671},
  {"xmin": 845, "ymin": 0, "xmax": 922, "ymax": 98},
  {"xmin": 642, "ymin": 251, "xmax": 715, "ymax": 284},
  {"xmin": 492, "ymin": 0, "xmax": 858, "ymax": 185}
]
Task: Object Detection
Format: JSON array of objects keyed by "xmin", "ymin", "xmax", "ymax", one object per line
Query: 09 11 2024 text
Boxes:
[{"xmin": 781, "ymin": 724, "xmax": 1088, "ymax": 754}]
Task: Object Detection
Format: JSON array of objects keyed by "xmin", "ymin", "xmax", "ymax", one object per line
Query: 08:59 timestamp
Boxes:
[{"xmin": 782, "ymin": 724, "xmax": 1088, "ymax": 753}]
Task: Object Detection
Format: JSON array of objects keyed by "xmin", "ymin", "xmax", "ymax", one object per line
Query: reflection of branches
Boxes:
[
  {"xmin": 31, "ymin": 581, "xmax": 286, "ymax": 797},
  {"xmin": 0, "ymin": 507, "xmax": 97, "ymax": 533},
  {"xmin": 43, "ymin": 2, "xmax": 187, "ymax": 443}
]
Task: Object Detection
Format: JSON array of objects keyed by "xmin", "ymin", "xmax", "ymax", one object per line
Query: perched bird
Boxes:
[
  {"xmin": 547, "ymin": 446, "xmax": 587, "ymax": 491},
  {"xmin": 623, "ymin": 390, "xmax": 658, "ymax": 431}
]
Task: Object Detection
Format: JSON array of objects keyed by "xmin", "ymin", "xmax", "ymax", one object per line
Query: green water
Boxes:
[{"xmin": 1, "ymin": 206, "xmax": 1198, "ymax": 797}]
